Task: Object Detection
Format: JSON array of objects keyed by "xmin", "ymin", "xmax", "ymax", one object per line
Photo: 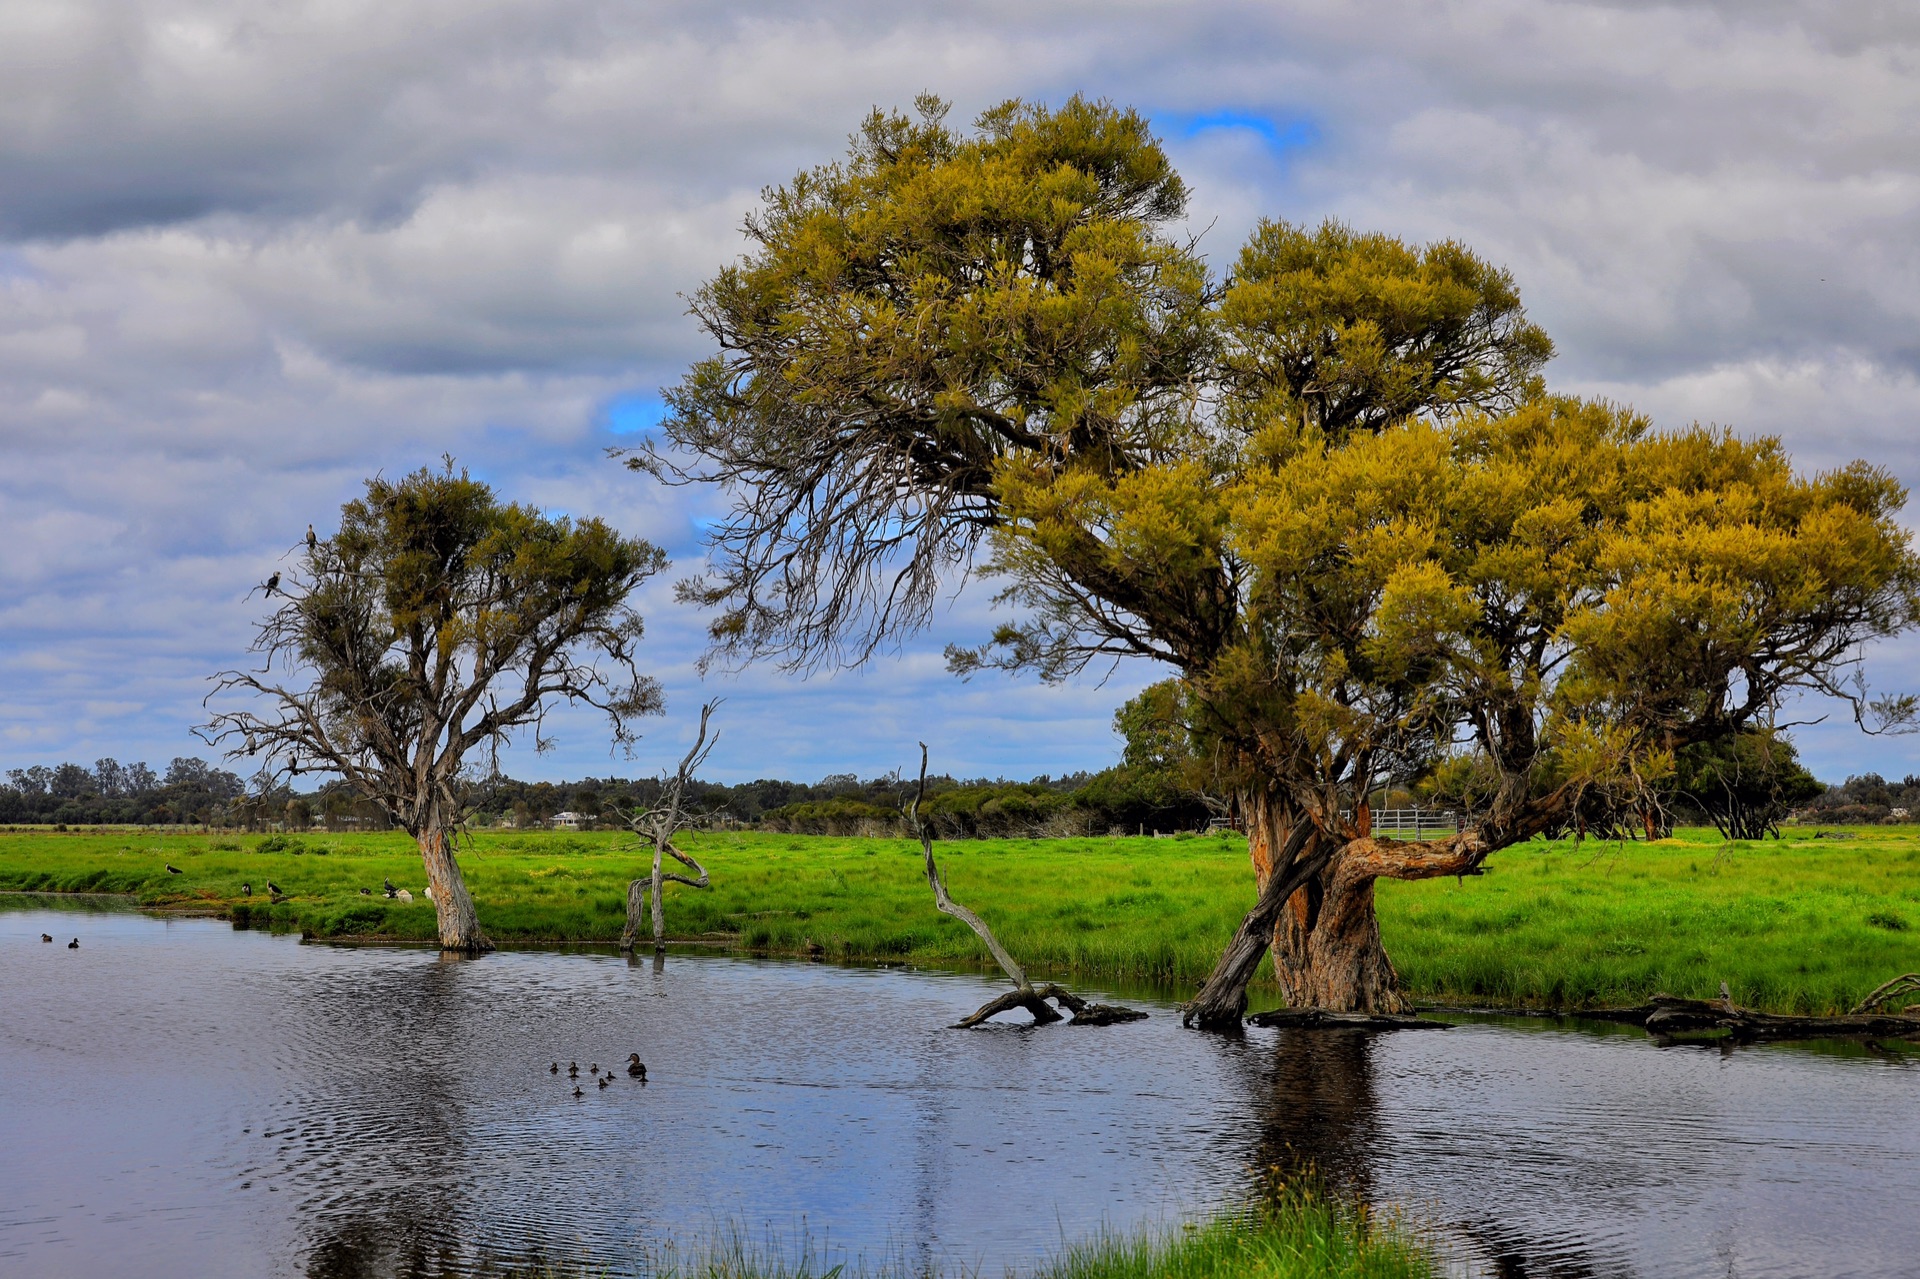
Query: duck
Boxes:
[
  {"xmin": 359, "ymin": 887, "xmax": 371, "ymax": 896},
  {"xmin": 383, "ymin": 878, "xmax": 397, "ymax": 899},
  {"xmin": 165, "ymin": 863, "xmax": 183, "ymax": 875},
  {"xmin": 626, "ymin": 1053, "xmax": 646, "ymax": 1080},
  {"xmin": 240, "ymin": 882, "xmax": 252, "ymax": 896},
  {"xmin": 41, "ymin": 933, "xmax": 52, "ymax": 943},
  {"xmin": 68, "ymin": 938, "xmax": 79, "ymax": 949},
  {"xmin": 549, "ymin": 1061, "xmax": 560, "ymax": 1075},
  {"xmin": 598, "ymin": 1075, "xmax": 610, "ymax": 1089},
  {"xmin": 568, "ymin": 1062, "xmax": 579, "ymax": 1078},
  {"xmin": 589, "ymin": 1063, "xmax": 598, "ymax": 1075},
  {"xmin": 571, "ymin": 1085, "xmax": 584, "ymax": 1098}
]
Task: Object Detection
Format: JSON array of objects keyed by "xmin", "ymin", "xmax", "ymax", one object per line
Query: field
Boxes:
[{"xmin": 2, "ymin": 825, "xmax": 1916, "ymax": 1015}]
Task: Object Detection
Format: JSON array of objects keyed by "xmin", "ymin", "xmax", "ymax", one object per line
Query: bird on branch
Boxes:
[
  {"xmin": 263, "ymin": 572, "xmax": 281, "ymax": 597},
  {"xmin": 306, "ymin": 524, "xmax": 317, "ymax": 551}
]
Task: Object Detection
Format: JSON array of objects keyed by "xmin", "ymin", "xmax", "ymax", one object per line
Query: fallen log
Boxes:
[
  {"xmin": 1627, "ymin": 994, "xmax": 1920, "ymax": 1044},
  {"xmin": 1247, "ymin": 1008, "xmax": 1452, "ymax": 1032}
]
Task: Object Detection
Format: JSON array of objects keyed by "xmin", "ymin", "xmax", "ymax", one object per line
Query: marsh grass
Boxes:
[
  {"xmin": 2, "ymin": 824, "xmax": 1915, "ymax": 1014},
  {"xmin": 496, "ymin": 1172, "xmax": 1433, "ymax": 1279}
]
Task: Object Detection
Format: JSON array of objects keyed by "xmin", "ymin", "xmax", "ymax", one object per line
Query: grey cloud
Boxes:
[{"xmin": 1, "ymin": 0, "xmax": 1917, "ymax": 781}]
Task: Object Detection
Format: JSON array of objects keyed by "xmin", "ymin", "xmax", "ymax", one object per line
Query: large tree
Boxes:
[
  {"xmin": 645, "ymin": 96, "xmax": 1920, "ymax": 1024},
  {"xmin": 206, "ymin": 464, "xmax": 667, "ymax": 951}
]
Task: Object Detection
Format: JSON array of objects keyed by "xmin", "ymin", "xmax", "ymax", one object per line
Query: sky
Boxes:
[{"xmin": 1, "ymin": 0, "xmax": 1917, "ymax": 786}]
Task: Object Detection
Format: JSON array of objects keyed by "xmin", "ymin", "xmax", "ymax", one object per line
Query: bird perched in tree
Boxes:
[
  {"xmin": 165, "ymin": 863, "xmax": 183, "ymax": 874},
  {"xmin": 41, "ymin": 933, "xmax": 52, "ymax": 943},
  {"xmin": 306, "ymin": 524, "xmax": 317, "ymax": 551},
  {"xmin": 264, "ymin": 572, "xmax": 280, "ymax": 596},
  {"xmin": 240, "ymin": 882, "xmax": 251, "ymax": 896},
  {"xmin": 68, "ymin": 938, "xmax": 78, "ymax": 948},
  {"xmin": 626, "ymin": 1054, "xmax": 646, "ymax": 1080}
]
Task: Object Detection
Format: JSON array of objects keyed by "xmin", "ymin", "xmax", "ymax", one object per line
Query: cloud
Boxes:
[{"xmin": 0, "ymin": 0, "xmax": 1916, "ymax": 783}]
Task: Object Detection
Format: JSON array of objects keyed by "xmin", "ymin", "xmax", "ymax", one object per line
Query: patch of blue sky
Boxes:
[
  {"xmin": 601, "ymin": 392, "xmax": 668, "ymax": 436},
  {"xmin": 1163, "ymin": 109, "xmax": 1320, "ymax": 159}
]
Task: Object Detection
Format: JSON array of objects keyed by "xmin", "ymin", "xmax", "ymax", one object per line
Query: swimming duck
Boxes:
[
  {"xmin": 240, "ymin": 882, "xmax": 251, "ymax": 896},
  {"xmin": 550, "ymin": 1061, "xmax": 560, "ymax": 1074},
  {"xmin": 165, "ymin": 863, "xmax": 183, "ymax": 875},
  {"xmin": 571, "ymin": 1085, "xmax": 584, "ymax": 1098},
  {"xmin": 568, "ymin": 1062, "xmax": 579, "ymax": 1078},
  {"xmin": 626, "ymin": 1054, "xmax": 646, "ymax": 1080},
  {"xmin": 598, "ymin": 1075, "xmax": 610, "ymax": 1089},
  {"xmin": 589, "ymin": 1063, "xmax": 598, "ymax": 1075},
  {"xmin": 41, "ymin": 933, "xmax": 52, "ymax": 943},
  {"xmin": 68, "ymin": 938, "xmax": 78, "ymax": 948}
]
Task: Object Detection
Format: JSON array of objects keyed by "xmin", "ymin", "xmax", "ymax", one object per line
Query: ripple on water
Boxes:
[{"xmin": 1, "ymin": 905, "xmax": 1916, "ymax": 1279}]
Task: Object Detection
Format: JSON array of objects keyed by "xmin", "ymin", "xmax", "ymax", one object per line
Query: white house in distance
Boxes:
[{"xmin": 550, "ymin": 811, "xmax": 584, "ymax": 830}]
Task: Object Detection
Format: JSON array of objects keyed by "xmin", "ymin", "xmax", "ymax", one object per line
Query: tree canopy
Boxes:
[{"xmin": 651, "ymin": 94, "xmax": 1920, "ymax": 1021}]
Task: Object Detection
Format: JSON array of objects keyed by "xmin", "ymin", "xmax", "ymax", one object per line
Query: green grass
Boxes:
[
  {"xmin": 2, "ymin": 824, "xmax": 1916, "ymax": 1015},
  {"xmin": 517, "ymin": 1173, "xmax": 1432, "ymax": 1279}
]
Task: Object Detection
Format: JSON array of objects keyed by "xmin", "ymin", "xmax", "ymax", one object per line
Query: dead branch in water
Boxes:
[
  {"xmin": 1851, "ymin": 972, "xmax": 1920, "ymax": 1016},
  {"xmin": 910, "ymin": 743, "xmax": 1144, "ymax": 1029},
  {"xmin": 610, "ymin": 702, "xmax": 718, "ymax": 952}
]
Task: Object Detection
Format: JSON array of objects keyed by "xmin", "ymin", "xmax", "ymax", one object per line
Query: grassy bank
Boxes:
[{"xmin": 2, "ymin": 825, "xmax": 1915, "ymax": 1014}]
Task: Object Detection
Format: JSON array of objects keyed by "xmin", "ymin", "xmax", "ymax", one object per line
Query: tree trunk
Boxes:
[
  {"xmin": 417, "ymin": 822, "xmax": 493, "ymax": 953},
  {"xmin": 1274, "ymin": 837, "xmax": 1476, "ymax": 1013},
  {"xmin": 650, "ymin": 840, "xmax": 666, "ymax": 952},
  {"xmin": 620, "ymin": 878, "xmax": 647, "ymax": 952}
]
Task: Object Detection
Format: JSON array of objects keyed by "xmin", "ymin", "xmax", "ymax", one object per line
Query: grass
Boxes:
[
  {"xmin": 514, "ymin": 1173, "xmax": 1432, "ymax": 1279},
  {"xmin": 2, "ymin": 824, "xmax": 1916, "ymax": 1015}
]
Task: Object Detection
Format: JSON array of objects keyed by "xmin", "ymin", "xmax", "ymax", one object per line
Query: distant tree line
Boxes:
[{"xmin": 0, "ymin": 758, "xmax": 247, "ymax": 826}]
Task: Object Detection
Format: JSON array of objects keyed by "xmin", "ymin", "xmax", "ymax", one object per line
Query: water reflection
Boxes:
[{"xmin": 1, "ymin": 902, "xmax": 1916, "ymax": 1279}]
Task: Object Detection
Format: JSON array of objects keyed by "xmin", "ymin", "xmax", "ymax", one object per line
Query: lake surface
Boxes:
[{"xmin": 2, "ymin": 900, "xmax": 1916, "ymax": 1278}]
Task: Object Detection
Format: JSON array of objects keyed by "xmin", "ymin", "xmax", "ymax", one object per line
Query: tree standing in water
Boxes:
[
  {"xmin": 206, "ymin": 462, "xmax": 668, "ymax": 951},
  {"xmin": 641, "ymin": 95, "xmax": 1920, "ymax": 1024}
]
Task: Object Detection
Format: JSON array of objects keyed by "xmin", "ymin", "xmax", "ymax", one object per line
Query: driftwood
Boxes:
[
  {"xmin": 1247, "ymin": 1008, "xmax": 1452, "ymax": 1031},
  {"xmin": 610, "ymin": 703, "xmax": 717, "ymax": 952},
  {"xmin": 1851, "ymin": 972, "xmax": 1920, "ymax": 1016},
  {"xmin": 911, "ymin": 744, "xmax": 1145, "ymax": 1029},
  {"xmin": 1626, "ymin": 994, "xmax": 1920, "ymax": 1043}
]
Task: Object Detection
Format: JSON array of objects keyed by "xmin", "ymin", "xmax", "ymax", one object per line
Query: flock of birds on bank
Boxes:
[{"xmin": 554, "ymin": 1055, "xmax": 648, "ymax": 1097}]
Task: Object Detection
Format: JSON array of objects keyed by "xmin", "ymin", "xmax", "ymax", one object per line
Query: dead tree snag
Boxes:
[
  {"xmin": 611, "ymin": 702, "xmax": 717, "ymax": 952},
  {"xmin": 911, "ymin": 744, "xmax": 1144, "ymax": 1028}
]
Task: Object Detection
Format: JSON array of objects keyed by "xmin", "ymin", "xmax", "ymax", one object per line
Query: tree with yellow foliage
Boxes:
[{"xmin": 644, "ymin": 96, "xmax": 1920, "ymax": 1025}]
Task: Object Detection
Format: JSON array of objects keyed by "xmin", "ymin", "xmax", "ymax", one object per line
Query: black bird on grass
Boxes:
[
  {"xmin": 240, "ymin": 882, "xmax": 251, "ymax": 896},
  {"xmin": 165, "ymin": 863, "xmax": 183, "ymax": 874},
  {"xmin": 67, "ymin": 938, "xmax": 78, "ymax": 949},
  {"xmin": 265, "ymin": 880, "xmax": 283, "ymax": 897},
  {"xmin": 383, "ymin": 877, "xmax": 397, "ymax": 899},
  {"xmin": 359, "ymin": 887, "xmax": 370, "ymax": 895},
  {"xmin": 626, "ymin": 1054, "xmax": 646, "ymax": 1080}
]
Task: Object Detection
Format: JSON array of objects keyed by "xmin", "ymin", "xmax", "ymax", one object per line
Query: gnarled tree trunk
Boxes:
[
  {"xmin": 1273, "ymin": 837, "xmax": 1477, "ymax": 1013},
  {"xmin": 417, "ymin": 820, "xmax": 493, "ymax": 952}
]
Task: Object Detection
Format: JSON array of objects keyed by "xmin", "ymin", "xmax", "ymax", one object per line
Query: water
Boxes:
[{"xmin": 1, "ymin": 900, "xmax": 1916, "ymax": 1279}]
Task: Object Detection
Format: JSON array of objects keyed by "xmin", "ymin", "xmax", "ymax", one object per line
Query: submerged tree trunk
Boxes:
[
  {"xmin": 416, "ymin": 821, "xmax": 493, "ymax": 952},
  {"xmin": 621, "ymin": 878, "xmax": 648, "ymax": 952}
]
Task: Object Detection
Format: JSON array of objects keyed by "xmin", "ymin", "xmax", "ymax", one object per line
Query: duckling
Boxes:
[
  {"xmin": 550, "ymin": 1061, "xmax": 560, "ymax": 1074},
  {"xmin": 165, "ymin": 863, "xmax": 183, "ymax": 875},
  {"xmin": 68, "ymin": 938, "xmax": 79, "ymax": 949},
  {"xmin": 568, "ymin": 1062, "xmax": 579, "ymax": 1078},
  {"xmin": 589, "ymin": 1063, "xmax": 598, "ymax": 1075},
  {"xmin": 626, "ymin": 1053, "xmax": 646, "ymax": 1080},
  {"xmin": 240, "ymin": 882, "xmax": 252, "ymax": 896},
  {"xmin": 597, "ymin": 1075, "xmax": 610, "ymax": 1089},
  {"xmin": 571, "ymin": 1085, "xmax": 584, "ymax": 1098},
  {"xmin": 41, "ymin": 933, "xmax": 52, "ymax": 943}
]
